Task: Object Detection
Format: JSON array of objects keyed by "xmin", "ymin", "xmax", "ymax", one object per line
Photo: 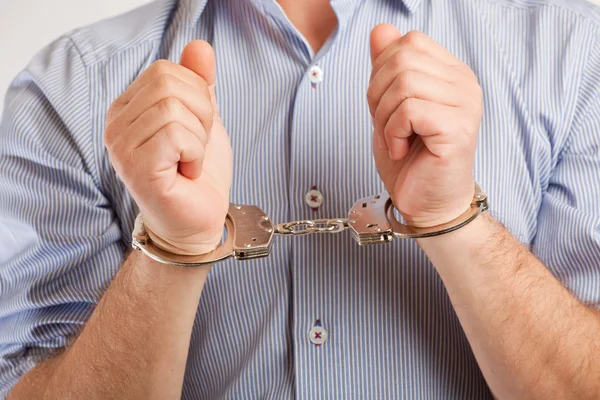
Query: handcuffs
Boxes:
[{"xmin": 132, "ymin": 184, "xmax": 489, "ymax": 267}]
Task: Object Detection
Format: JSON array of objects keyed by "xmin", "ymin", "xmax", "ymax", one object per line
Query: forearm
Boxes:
[
  {"xmin": 9, "ymin": 251, "xmax": 209, "ymax": 400},
  {"xmin": 418, "ymin": 213, "xmax": 600, "ymax": 399}
]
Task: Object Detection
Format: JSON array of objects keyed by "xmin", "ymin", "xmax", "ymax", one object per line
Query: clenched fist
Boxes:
[
  {"xmin": 104, "ymin": 41, "xmax": 232, "ymax": 256},
  {"xmin": 368, "ymin": 24, "xmax": 483, "ymax": 228}
]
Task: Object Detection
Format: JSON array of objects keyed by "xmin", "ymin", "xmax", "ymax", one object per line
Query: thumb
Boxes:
[
  {"xmin": 180, "ymin": 40, "xmax": 221, "ymax": 121},
  {"xmin": 370, "ymin": 23, "xmax": 403, "ymax": 64}
]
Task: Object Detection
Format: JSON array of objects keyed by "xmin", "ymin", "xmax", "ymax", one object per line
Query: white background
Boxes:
[
  {"xmin": 0, "ymin": 0, "xmax": 151, "ymax": 112},
  {"xmin": 1, "ymin": 0, "xmax": 600, "ymax": 111}
]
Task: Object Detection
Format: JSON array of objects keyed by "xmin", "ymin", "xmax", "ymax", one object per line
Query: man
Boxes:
[{"xmin": 1, "ymin": 0, "xmax": 599, "ymax": 398}]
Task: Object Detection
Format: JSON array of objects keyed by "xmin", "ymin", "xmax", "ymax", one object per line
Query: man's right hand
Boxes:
[{"xmin": 104, "ymin": 41, "xmax": 233, "ymax": 256}]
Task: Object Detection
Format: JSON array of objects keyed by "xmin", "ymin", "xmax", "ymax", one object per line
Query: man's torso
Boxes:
[{"xmin": 9, "ymin": 0, "xmax": 600, "ymax": 397}]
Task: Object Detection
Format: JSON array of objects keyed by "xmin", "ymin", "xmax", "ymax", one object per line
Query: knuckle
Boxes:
[
  {"xmin": 398, "ymin": 99, "xmax": 414, "ymax": 119},
  {"xmin": 403, "ymin": 30, "xmax": 425, "ymax": 49},
  {"xmin": 164, "ymin": 121, "xmax": 183, "ymax": 137},
  {"xmin": 103, "ymin": 119, "xmax": 121, "ymax": 148},
  {"xmin": 451, "ymin": 118, "xmax": 476, "ymax": 148},
  {"xmin": 158, "ymin": 97, "xmax": 184, "ymax": 119},
  {"xmin": 396, "ymin": 70, "xmax": 414, "ymax": 94},
  {"xmin": 153, "ymin": 73, "xmax": 178, "ymax": 94},
  {"xmin": 366, "ymin": 85, "xmax": 378, "ymax": 105},
  {"xmin": 161, "ymin": 122, "xmax": 185, "ymax": 150},
  {"xmin": 151, "ymin": 59, "xmax": 174, "ymax": 77},
  {"xmin": 161, "ymin": 121, "xmax": 177, "ymax": 138},
  {"xmin": 383, "ymin": 121, "xmax": 395, "ymax": 139},
  {"xmin": 103, "ymin": 128, "xmax": 114, "ymax": 148},
  {"xmin": 391, "ymin": 51, "xmax": 409, "ymax": 72},
  {"xmin": 386, "ymin": 101, "xmax": 413, "ymax": 137},
  {"xmin": 435, "ymin": 145, "xmax": 453, "ymax": 161}
]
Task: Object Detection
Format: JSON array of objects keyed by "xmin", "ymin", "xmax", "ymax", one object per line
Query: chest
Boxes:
[{"xmin": 212, "ymin": 7, "xmax": 552, "ymax": 244}]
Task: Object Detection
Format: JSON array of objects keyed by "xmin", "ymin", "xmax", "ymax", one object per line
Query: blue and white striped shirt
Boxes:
[{"xmin": 1, "ymin": 0, "xmax": 600, "ymax": 398}]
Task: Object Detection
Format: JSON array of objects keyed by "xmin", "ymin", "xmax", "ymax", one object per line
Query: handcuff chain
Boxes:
[{"xmin": 273, "ymin": 218, "xmax": 349, "ymax": 236}]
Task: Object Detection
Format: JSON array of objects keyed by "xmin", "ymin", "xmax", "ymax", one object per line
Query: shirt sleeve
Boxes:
[
  {"xmin": 0, "ymin": 37, "xmax": 125, "ymax": 397},
  {"xmin": 533, "ymin": 32, "xmax": 600, "ymax": 307}
]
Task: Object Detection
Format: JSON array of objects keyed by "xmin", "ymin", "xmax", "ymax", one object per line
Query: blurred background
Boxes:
[{"xmin": 1, "ymin": 0, "xmax": 600, "ymax": 111}]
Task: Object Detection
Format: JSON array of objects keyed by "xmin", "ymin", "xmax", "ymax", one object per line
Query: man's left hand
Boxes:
[{"xmin": 367, "ymin": 24, "xmax": 483, "ymax": 228}]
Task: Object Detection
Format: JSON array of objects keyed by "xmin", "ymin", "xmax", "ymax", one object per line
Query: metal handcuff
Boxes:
[{"xmin": 132, "ymin": 184, "xmax": 489, "ymax": 267}]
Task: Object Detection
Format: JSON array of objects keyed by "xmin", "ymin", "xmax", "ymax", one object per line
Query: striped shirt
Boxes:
[{"xmin": 1, "ymin": 0, "xmax": 600, "ymax": 398}]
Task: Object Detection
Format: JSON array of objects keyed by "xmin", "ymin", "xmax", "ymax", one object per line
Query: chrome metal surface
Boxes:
[
  {"xmin": 348, "ymin": 183, "xmax": 489, "ymax": 245},
  {"xmin": 131, "ymin": 204, "xmax": 274, "ymax": 266},
  {"xmin": 347, "ymin": 193, "xmax": 395, "ymax": 246},
  {"xmin": 229, "ymin": 204, "xmax": 274, "ymax": 260},
  {"xmin": 273, "ymin": 218, "xmax": 349, "ymax": 235}
]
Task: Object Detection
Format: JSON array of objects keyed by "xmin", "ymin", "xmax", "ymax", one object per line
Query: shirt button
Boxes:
[
  {"xmin": 305, "ymin": 188, "xmax": 324, "ymax": 209},
  {"xmin": 308, "ymin": 65, "xmax": 323, "ymax": 84},
  {"xmin": 309, "ymin": 322, "xmax": 328, "ymax": 346}
]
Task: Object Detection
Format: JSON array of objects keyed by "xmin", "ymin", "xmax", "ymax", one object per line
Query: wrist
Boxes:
[{"xmin": 416, "ymin": 212, "xmax": 499, "ymax": 271}]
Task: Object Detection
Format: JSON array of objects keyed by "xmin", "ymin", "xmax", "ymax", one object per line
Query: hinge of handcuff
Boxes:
[{"xmin": 132, "ymin": 184, "xmax": 489, "ymax": 267}]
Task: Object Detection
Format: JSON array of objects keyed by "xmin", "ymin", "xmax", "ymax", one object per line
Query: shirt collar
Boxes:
[
  {"xmin": 185, "ymin": 0, "xmax": 422, "ymax": 25},
  {"xmin": 401, "ymin": 0, "xmax": 422, "ymax": 14},
  {"xmin": 186, "ymin": 0, "xmax": 208, "ymax": 26}
]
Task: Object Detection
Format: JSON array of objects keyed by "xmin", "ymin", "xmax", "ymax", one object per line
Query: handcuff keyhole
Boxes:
[
  {"xmin": 362, "ymin": 202, "xmax": 367, "ymax": 208},
  {"xmin": 366, "ymin": 223, "xmax": 378, "ymax": 228},
  {"xmin": 251, "ymin": 237, "xmax": 257, "ymax": 241}
]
